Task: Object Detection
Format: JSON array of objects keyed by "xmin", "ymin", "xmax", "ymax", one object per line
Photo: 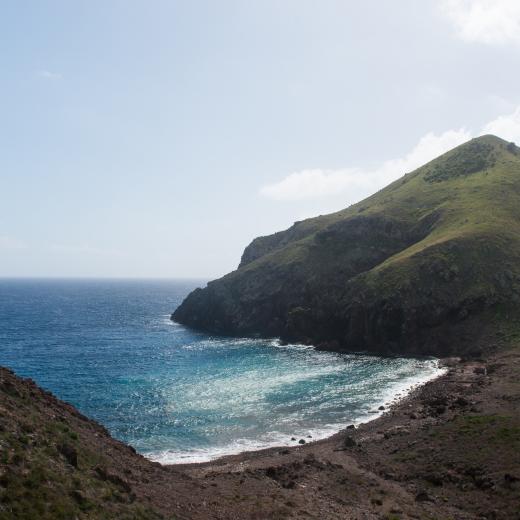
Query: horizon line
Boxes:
[{"xmin": 0, "ymin": 275, "xmax": 211, "ymax": 281}]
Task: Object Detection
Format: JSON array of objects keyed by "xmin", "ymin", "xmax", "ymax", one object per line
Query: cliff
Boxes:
[{"xmin": 173, "ymin": 135, "xmax": 520, "ymax": 356}]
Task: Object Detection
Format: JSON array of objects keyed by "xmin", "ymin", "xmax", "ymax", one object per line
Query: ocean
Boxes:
[{"xmin": 0, "ymin": 278, "xmax": 442, "ymax": 463}]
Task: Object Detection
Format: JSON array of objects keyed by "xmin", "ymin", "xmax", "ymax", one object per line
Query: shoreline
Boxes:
[
  {"xmin": 169, "ymin": 345, "xmax": 520, "ymax": 518},
  {"xmin": 161, "ymin": 356, "xmax": 446, "ymax": 467},
  {"xmin": 2, "ymin": 341, "xmax": 519, "ymax": 519}
]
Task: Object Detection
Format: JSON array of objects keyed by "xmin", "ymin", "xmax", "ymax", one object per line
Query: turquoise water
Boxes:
[{"xmin": 0, "ymin": 279, "xmax": 442, "ymax": 463}]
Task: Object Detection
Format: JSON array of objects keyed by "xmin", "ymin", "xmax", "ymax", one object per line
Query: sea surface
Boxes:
[{"xmin": 0, "ymin": 279, "xmax": 443, "ymax": 463}]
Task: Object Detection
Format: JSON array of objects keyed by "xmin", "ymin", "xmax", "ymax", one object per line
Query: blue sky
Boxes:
[{"xmin": 2, "ymin": 0, "xmax": 520, "ymax": 277}]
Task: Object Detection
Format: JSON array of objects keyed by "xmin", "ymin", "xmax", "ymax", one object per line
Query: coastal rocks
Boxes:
[
  {"xmin": 291, "ymin": 435, "xmax": 312, "ymax": 443},
  {"xmin": 433, "ymin": 406, "xmax": 446, "ymax": 416},
  {"xmin": 453, "ymin": 396, "xmax": 469, "ymax": 407},
  {"xmin": 383, "ymin": 426, "xmax": 410, "ymax": 439},
  {"xmin": 343, "ymin": 436, "xmax": 357, "ymax": 448},
  {"xmin": 422, "ymin": 395, "xmax": 450, "ymax": 417},
  {"xmin": 264, "ymin": 461, "xmax": 306, "ymax": 489}
]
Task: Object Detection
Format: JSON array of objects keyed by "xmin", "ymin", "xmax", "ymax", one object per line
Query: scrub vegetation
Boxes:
[{"xmin": 174, "ymin": 135, "xmax": 520, "ymax": 357}]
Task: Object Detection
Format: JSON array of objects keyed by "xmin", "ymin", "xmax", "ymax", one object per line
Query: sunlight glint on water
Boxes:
[{"xmin": 0, "ymin": 279, "xmax": 443, "ymax": 463}]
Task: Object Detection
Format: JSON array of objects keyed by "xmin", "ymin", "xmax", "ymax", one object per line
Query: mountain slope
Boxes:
[
  {"xmin": 173, "ymin": 135, "xmax": 520, "ymax": 356},
  {"xmin": 0, "ymin": 367, "xmax": 206, "ymax": 519}
]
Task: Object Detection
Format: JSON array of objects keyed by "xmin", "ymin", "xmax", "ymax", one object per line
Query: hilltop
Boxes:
[
  {"xmin": 2, "ymin": 134, "xmax": 520, "ymax": 518},
  {"xmin": 173, "ymin": 135, "xmax": 520, "ymax": 356}
]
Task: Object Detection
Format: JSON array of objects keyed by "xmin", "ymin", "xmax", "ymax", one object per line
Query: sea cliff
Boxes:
[{"xmin": 173, "ymin": 135, "xmax": 520, "ymax": 357}]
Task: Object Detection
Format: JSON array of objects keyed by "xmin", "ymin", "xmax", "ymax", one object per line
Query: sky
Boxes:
[{"xmin": 2, "ymin": 0, "xmax": 520, "ymax": 278}]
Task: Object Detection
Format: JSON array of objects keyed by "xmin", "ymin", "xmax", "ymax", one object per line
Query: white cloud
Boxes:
[
  {"xmin": 38, "ymin": 69, "xmax": 62, "ymax": 80},
  {"xmin": 259, "ymin": 168, "xmax": 363, "ymax": 201},
  {"xmin": 260, "ymin": 104, "xmax": 520, "ymax": 205},
  {"xmin": 260, "ymin": 129, "xmax": 471, "ymax": 202},
  {"xmin": 440, "ymin": 0, "xmax": 520, "ymax": 45},
  {"xmin": 482, "ymin": 106, "xmax": 520, "ymax": 142}
]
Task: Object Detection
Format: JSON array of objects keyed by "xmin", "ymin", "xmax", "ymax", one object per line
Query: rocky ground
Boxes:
[
  {"xmin": 1, "ymin": 341, "xmax": 519, "ymax": 519},
  {"xmin": 178, "ymin": 345, "xmax": 520, "ymax": 520}
]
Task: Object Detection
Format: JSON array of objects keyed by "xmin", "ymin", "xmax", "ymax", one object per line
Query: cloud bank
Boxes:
[
  {"xmin": 440, "ymin": 0, "xmax": 520, "ymax": 45},
  {"xmin": 260, "ymin": 107, "xmax": 520, "ymax": 203},
  {"xmin": 482, "ymin": 106, "xmax": 520, "ymax": 140},
  {"xmin": 260, "ymin": 130, "xmax": 470, "ymax": 201}
]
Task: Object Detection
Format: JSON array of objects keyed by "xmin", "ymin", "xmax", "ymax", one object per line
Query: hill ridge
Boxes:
[{"xmin": 173, "ymin": 134, "xmax": 520, "ymax": 356}]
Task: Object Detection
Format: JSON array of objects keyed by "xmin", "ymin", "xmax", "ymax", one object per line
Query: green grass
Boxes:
[
  {"xmin": 0, "ymin": 374, "xmax": 163, "ymax": 520},
  {"xmin": 174, "ymin": 134, "xmax": 520, "ymax": 352},
  {"xmin": 457, "ymin": 415, "xmax": 520, "ymax": 445},
  {"xmin": 241, "ymin": 135, "xmax": 520, "ymax": 275}
]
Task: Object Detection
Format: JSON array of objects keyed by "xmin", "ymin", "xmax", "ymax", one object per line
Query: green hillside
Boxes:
[{"xmin": 173, "ymin": 135, "xmax": 520, "ymax": 355}]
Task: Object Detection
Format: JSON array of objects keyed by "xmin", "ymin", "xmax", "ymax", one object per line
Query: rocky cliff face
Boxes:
[{"xmin": 173, "ymin": 135, "xmax": 520, "ymax": 356}]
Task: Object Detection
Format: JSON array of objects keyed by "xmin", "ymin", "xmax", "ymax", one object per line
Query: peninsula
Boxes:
[{"xmin": 173, "ymin": 135, "xmax": 520, "ymax": 358}]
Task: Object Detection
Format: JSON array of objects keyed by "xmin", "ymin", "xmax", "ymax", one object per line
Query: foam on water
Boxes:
[{"xmin": 147, "ymin": 356, "xmax": 445, "ymax": 464}]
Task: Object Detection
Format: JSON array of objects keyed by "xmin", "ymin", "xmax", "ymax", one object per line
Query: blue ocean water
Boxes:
[{"xmin": 0, "ymin": 279, "xmax": 442, "ymax": 463}]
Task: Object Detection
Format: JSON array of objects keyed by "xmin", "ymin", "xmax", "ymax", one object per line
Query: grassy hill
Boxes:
[
  {"xmin": 173, "ymin": 135, "xmax": 520, "ymax": 355},
  {"xmin": 0, "ymin": 366, "xmax": 214, "ymax": 520}
]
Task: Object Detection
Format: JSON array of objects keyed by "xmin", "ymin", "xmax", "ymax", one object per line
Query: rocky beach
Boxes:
[{"xmin": 2, "ymin": 323, "xmax": 519, "ymax": 519}]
